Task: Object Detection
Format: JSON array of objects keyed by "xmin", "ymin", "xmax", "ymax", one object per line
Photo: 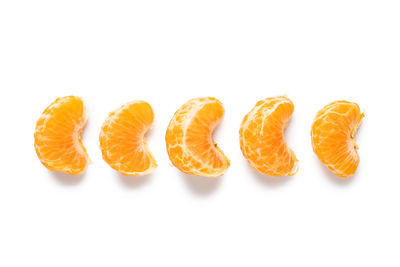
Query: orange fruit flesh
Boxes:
[
  {"xmin": 166, "ymin": 97, "xmax": 230, "ymax": 177},
  {"xmin": 34, "ymin": 96, "xmax": 89, "ymax": 175},
  {"xmin": 311, "ymin": 101, "xmax": 363, "ymax": 178},
  {"xmin": 99, "ymin": 101, "xmax": 157, "ymax": 176},
  {"xmin": 239, "ymin": 96, "xmax": 298, "ymax": 176}
]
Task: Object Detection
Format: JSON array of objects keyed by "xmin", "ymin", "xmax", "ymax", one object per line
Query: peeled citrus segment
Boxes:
[
  {"xmin": 34, "ymin": 96, "xmax": 89, "ymax": 175},
  {"xmin": 165, "ymin": 97, "xmax": 230, "ymax": 177},
  {"xmin": 239, "ymin": 96, "xmax": 298, "ymax": 177},
  {"xmin": 99, "ymin": 101, "xmax": 157, "ymax": 176},
  {"xmin": 311, "ymin": 101, "xmax": 363, "ymax": 178}
]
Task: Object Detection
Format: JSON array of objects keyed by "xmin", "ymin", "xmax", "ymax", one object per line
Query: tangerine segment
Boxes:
[
  {"xmin": 165, "ymin": 97, "xmax": 230, "ymax": 177},
  {"xmin": 34, "ymin": 96, "xmax": 89, "ymax": 175},
  {"xmin": 239, "ymin": 96, "xmax": 298, "ymax": 176},
  {"xmin": 311, "ymin": 101, "xmax": 363, "ymax": 178},
  {"xmin": 99, "ymin": 101, "xmax": 157, "ymax": 176}
]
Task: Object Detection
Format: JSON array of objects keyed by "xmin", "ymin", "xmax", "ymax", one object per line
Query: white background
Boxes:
[{"xmin": 1, "ymin": 0, "xmax": 399, "ymax": 266}]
